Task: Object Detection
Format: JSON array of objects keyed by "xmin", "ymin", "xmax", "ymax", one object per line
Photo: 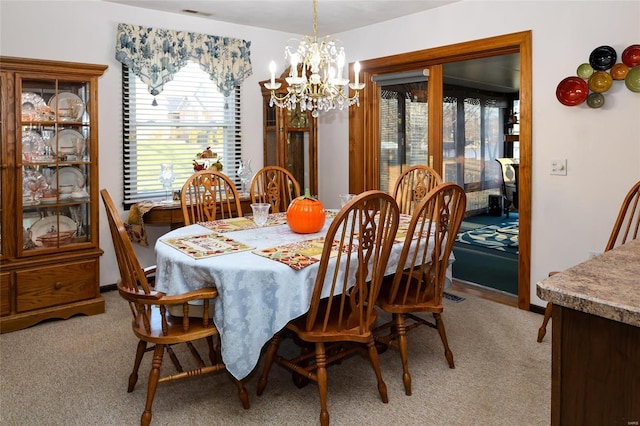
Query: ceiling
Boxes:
[
  {"xmin": 105, "ymin": 0, "xmax": 460, "ymax": 35},
  {"xmin": 105, "ymin": 0, "xmax": 519, "ymax": 93}
]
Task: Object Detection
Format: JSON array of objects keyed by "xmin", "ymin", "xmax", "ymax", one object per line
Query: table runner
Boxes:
[{"xmin": 160, "ymin": 233, "xmax": 254, "ymax": 259}]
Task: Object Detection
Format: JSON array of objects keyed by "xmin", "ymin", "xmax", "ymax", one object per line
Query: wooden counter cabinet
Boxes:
[{"xmin": 537, "ymin": 240, "xmax": 640, "ymax": 425}]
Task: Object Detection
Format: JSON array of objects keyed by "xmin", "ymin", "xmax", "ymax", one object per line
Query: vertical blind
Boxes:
[{"xmin": 122, "ymin": 61, "xmax": 242, "ymax": 206}]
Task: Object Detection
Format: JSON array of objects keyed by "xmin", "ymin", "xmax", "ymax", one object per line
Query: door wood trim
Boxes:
[{"xmin": 348, "ymin": 31, "xmax": 532, "ymax": 310}]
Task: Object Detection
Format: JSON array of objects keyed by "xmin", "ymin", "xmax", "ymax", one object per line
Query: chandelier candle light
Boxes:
[{"xmin": 264, "ymin": 0, "xmax": 365, "ymax": 117}]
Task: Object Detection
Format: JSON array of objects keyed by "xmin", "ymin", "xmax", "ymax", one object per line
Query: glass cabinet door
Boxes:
[
  {"xmin": 260, "ymin": 73, "xmax": 318, "ymax": 196},
  {"xmin": 19, "ymin": 77, "xmax": 91, "ymax": 254}
]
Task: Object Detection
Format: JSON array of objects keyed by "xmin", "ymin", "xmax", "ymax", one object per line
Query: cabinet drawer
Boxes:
[
  {"xmin": 16, "ymin": 260, "xmax": 98, "ymax": 312},
  {"xmin": 1, "ymin": 272, "xmax": 11, "ymax": 316}
]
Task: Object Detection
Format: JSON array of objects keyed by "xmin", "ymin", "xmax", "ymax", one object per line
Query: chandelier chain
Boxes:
[{"xmin": 313, "ymin": 0, "xmax": 318, "ymax": 40}]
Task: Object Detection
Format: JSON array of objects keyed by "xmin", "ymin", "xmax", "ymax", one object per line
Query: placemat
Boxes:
[
  {"xmin": 161, "ymin": 233, "xmax": 255, "ymax": 259},
  {"xmin": 253, "ymin": 237, "xmax": 356, "ymax": 271}
]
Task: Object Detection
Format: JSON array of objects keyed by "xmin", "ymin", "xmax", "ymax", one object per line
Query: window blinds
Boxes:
[{"xmin": 122, "ymin": 61, "xmax": 241, "ymax": 206}]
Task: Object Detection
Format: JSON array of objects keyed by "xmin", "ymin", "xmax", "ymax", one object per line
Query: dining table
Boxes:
[{"xmin": 153, "ymin": 211, "xmax": 453, "ymax": 380}]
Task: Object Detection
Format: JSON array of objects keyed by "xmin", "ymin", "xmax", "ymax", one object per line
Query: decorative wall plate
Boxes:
[
  {"xmin": 586, "ymin": 92, "xmax": 605, "ymax": 109},
  {"xmin": 589, "ymin": 45, "xmax": 617, "ymax": 71},
  {"xmin": 576, "ymin": 63, "xmax": 594, "ymax": 79},
  {"xmin": 610, "ymin": 63, "xmax": 629, "ymax": 80},
  {"xmin": 621, "ymin": 44, "xmax": 640, "ymax": 68},
  {"xmin": 625, "ymin": 66, "xmax": 640, "ymax": 93},
  {"xmin": 556, "ymin": 77, "xmax": 589, "ymax": 106},
  {"xmin": 588, "ymin": 71, "xmax": 613, "ymax": 93}
]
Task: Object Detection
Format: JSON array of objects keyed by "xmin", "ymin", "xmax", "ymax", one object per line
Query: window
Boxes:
[{"xmin": 122, "ymin": 61, "xmax": 241, "ymax": 206}]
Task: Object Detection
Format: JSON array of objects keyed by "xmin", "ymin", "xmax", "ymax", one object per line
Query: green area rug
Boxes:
[{"xmin": 455, "ymin": 219, "xmax": 519, "ymax": 254}]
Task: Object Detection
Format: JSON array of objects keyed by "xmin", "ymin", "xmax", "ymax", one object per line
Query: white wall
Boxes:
[
  {"xmin": 326, "ymin": 0, "xmax": 640, "ymax": 306},
  {"xmin": 2, "ymin": 1, "xmax": 639, "ymax": 307},
  {"xmin": 1, "ymin": 0, "xmax": 294, "ymax": 282}
]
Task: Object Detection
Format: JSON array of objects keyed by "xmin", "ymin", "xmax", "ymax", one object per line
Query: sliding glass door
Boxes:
[
  {"xmin": 376, "ymin": 72, "xmax": 429, "ymax": 194},
  {"xmin": 349, "ymin": 31, "xmax": 532, "ymax": 309},
  {"xmin": 377, "ymin": 79, "xmax": 513, "ymax": 214}
]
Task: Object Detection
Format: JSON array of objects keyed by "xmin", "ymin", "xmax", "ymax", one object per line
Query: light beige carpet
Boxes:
[{"xmin": 0, "ymin": 290, "xmax": 551, "ymax": 425}]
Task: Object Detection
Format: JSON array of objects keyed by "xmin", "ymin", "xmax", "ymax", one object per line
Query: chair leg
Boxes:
[
  {"xmin": 394, "ymin": 314, "xmax": 412, "ymax": 396},
  {"xmin": 315, "ymin": 343, "xmax": 330, "ymax": 426},
  {"xmin": 128, "ymin": 340, "xmax": 147, "ymax": 392},
  {"xmin": 537, "ymin": 302, "xmax": 553, "ymax": 342},
  {"xmin": 366, "ymin": 338, "xmax": 389, "ymax": 404},
  {"xmin": 141, "ymin": 344, "xmax": 164, "ymax": 426},
  {"xmin": 256, "ymin": 332, "xmax": 282, "ymax": 396},
  {"xmin": 433, "ymin": 313, "xmax": 455, "ymax": 369},
  {"xmin": 206, "ymin": 335, "xmax": 219, "ymax": 365}
]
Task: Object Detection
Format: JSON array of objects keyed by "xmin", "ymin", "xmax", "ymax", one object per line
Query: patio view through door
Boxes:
[{"xmin": 377, "ymin": 68, "xmax": 519, "ymax": 295}]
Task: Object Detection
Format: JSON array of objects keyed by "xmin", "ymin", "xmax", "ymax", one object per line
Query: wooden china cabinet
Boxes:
[
  {"xmin": 0, "ymin": 57, "xmax": 107, "ymax": 333},
  {"xmin": 259, "ymin": 68, "xmax": 318, "ymax": 196}
]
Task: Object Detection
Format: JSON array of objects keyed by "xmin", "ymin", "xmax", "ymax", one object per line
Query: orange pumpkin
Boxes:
[{"xmin": 287, "ymin": 191, "xmax": 325, "ymax": 234}]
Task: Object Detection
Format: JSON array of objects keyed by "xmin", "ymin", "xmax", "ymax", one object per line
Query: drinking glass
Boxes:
[
  {"xmin": 339, "ymin": 193, "xmax": 356, "ymax": 207},
  {"xmin": 250, "ymin": 203, "xmax": 271, "ymax": 227}
]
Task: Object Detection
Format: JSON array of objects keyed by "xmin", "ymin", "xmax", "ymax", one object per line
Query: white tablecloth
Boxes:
[{"xmin": 154, "ymin": 216, "xmax": 453, "ymax": 379}]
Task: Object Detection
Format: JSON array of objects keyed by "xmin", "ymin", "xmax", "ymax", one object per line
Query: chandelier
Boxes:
[{"xmin": 264, "ymin": 0, "xmax": 365, "ymax": 117}]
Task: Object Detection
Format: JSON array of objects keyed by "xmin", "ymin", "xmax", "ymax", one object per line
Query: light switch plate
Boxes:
[{"xmin": 550, "ymin": 159, "xmax": 567, "ymax": 175}]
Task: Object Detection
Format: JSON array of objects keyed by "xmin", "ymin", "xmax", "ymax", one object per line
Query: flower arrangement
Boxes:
[{"xmin": 193, "ymin": 147, "xmax": 223, "ymax": 171}]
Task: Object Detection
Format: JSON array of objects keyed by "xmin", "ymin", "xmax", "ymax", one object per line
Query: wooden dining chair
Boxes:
[
  {"xmin": 256, "ymin": 190, "xmax": 400, "ymax": 426},
  {"xmin": 392, "ymin": 164, "xmax": 442, "ymax": 215},
  {"xmin": 537, "ymin": 179, "xmax": 640, "ymax": 342},
  {"xmin": 181, "ymin": 169, "xmax": 243, "ymax": 225},
  {"xmin": 100, "ymin": 189, "xmax": 249, "ymax": 425},
  {"xmin": 375, "ymin": 182, "xmax": 467, "ymax": 395},
  {"xmin": 250, "ymin": 165, "xmax": 301, "ymax": 213}
]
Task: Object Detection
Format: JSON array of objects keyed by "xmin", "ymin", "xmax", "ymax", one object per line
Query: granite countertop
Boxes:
[{"xmin": 536, "ymin": 239, "xmax": 640, "ymax": 328}]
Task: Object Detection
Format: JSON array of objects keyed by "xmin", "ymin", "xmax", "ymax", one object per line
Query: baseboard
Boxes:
[
  {"xmin": 528, "ymin": 304, "xmax": 546, "ymax": 315},
  {"xmin": 451, "ymin": 279, "xmax": 518, "ymax": 307},
  {"xmin": 100, "ymin": 284, "xmax": 117, "ymax": 293}
]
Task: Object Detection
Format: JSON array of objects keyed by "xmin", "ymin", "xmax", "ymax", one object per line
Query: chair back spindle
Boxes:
[
  {"xmin": 392, "ymin": 165, "xmax": 441, "ymax": 215},
  {"xmin": 250, "ymin": 166, "xmax": 301, "ymax": 213},
  {"xmin": 181, "ymin": 170, "xmax": 243, "ymax": 225}
]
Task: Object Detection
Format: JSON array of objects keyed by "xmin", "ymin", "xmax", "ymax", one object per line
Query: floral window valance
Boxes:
[{"xmin": 115, "ymin": 23, "xmax": 252, "ymax": 97}]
